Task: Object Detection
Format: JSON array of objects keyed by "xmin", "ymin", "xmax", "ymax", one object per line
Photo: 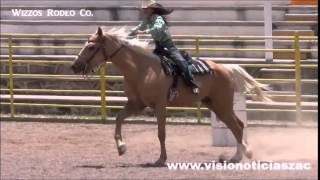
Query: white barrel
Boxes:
[{"xmin": 211, "ymin": 92, "xmax": 247, "ymax": 147}]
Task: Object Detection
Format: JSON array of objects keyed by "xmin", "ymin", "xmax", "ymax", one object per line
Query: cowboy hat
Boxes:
[
  {"xmin": 141, "ymin": 0, "xmax": 156, "ymax": 8},
  {"xmin": 141, "ymin": 0, "xmax": 173, "ymax": 15}
]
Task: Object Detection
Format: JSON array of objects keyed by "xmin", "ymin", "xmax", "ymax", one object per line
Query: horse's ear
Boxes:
[{"xmin": 96, "ymin": 27, "xmax": 103, "ymax": 36}]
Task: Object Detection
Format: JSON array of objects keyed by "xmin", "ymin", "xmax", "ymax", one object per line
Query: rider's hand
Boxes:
[
  {"xmin": 128, "ymin": 30, "xmax": 137, "ymax": 37},
  {"xmin": 136, "ymin": 30, "xmax": 146, "ymax": 34}
]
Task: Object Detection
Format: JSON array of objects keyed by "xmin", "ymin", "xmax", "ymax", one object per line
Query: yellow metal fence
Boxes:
[{"xmin": 0, "ymin": 33, "xmax": 318, "ymax": 124}]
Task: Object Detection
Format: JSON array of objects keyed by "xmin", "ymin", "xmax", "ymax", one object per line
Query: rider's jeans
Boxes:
[{"xmin": 154, "ymin": 39, "xmax": 198, "ymax": 89}]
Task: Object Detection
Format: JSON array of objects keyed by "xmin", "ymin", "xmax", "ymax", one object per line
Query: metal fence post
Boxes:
[
  {"xmin": 99, "ymin": 63, "xmax": 107, "ymax": 123},
  {"xmin": 195, "ymin": 37, "xmax": 202, "ymax": 123},
  {"xmin": 8, "ymin": 35, "xmax": 15, "ymax": 118},
  {"xmin": 294, "ymin": 32, "xmax": 302, "ymax": 125},
  {"xmin": 195, "ymin": 37, "xmax": 200, "ymax": 60},
  {"xmin": 264, "ymin": 1, "xmax": 273, "ymax": 62}
]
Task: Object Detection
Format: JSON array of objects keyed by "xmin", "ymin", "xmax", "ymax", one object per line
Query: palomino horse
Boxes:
[{"xmin": 71, "ymin": 27, "xmax": 271, "ymax": 166}]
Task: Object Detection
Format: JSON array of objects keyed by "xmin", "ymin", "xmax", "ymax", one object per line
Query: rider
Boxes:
[{"xmin": 130, "ymin": 0, "xmax": 199, "ymax": 95}]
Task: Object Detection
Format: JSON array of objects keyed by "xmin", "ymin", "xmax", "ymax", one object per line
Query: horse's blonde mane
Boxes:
[{"xmin": 102, "ymin": 27, "xmax": 158, "ymax": 59}]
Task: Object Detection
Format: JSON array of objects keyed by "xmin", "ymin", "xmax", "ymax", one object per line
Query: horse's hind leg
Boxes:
[
  {"xmin": 115, "ymin": 100, "xmax": 145, "ymax": 156},
  {"xmin": 235, "ymin": 115, "xmax": 252, "ymax": 158},
  {"xmin": 227, "ymin": 114, "xmax": 253, "ymax": 162},
  {"xmin": 203, "ymin": 99, "xmax": 252, "ymax": 162},
  {"xmin": 154, "ymin": 104, "xmax": 167, "ymax": 166},
  {"xmin": 219, "ymin": 111, "xmax": 253, "ymax": 162}
]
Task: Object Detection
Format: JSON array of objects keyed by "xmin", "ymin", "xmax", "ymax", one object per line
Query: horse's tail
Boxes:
[{"xmin": 224, "ymin": 64, "xmax": 272, "ymax": 102}]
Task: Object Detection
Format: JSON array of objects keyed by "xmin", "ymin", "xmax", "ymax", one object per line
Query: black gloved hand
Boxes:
[{"xmin": 128, "ymin": 30, "xmax": 138, "ymax": 38}]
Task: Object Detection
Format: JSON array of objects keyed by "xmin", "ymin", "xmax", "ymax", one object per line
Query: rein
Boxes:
[
  {"xmin": 103, "ymin": 43, "xmax": 124, "ymax": 60},
  {"xmin": 79, "ymin": 39, "xmax": 124, "ymax": 65},
  {"xmin": 77, "ymin": 38, "xmax": 124, "ymax": 78}
]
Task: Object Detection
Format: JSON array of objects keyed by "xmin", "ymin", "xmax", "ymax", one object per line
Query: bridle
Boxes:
[
  {"xmin": 74, "ymin": 35, "xmax": 125, "ymax": 81},
  {"xmin": 102, "ymin": 41, "xmax": 124, "ymax": 60},
  {"xmin": 78, "ymin": 37, "xmax": 124, "ymax": 65}
]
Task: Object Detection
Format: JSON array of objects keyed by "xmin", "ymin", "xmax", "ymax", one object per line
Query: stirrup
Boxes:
[
  {"xmin": 192, "ymin": 87, "xmax": 199, "ymax": 95},
  {"xmin": 169, "ymin": 88, "xmax": 178, "ymax": 101}
]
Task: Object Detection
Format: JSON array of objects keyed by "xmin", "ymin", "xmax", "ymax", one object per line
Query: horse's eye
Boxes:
[{"xmin": 88, "ymin": 46, "xmax": 95, "ymax": 51}]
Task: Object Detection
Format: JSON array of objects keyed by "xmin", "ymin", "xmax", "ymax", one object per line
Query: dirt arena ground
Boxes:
[{"xmin": 1, "ymin": 121, "xmax": 317, "ymax": 180}]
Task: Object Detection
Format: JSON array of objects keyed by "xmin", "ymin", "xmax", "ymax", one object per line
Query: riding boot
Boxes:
[
  {"xmin": 182, "ymin": 64, "xmax": 199, "ymax": 94},
  {"xmin": 158, "ymin": 39, "xmax": 200, "ymax": 94},
  {"xmin": 176, "ymin": 60, "xmax": 199, "ymax": 94}
]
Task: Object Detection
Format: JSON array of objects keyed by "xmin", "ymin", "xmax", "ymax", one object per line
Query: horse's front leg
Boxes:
[
  {"xmin": 114, "ymin": 109, "xmax": 128, "ymax": 156},
  {"xmin": 115, "ymin": 101, "xmax": 144, "ymax": 156},
  {"xmin": 154, "ymin": 105, "xmax": 167, "ymax": 166}
]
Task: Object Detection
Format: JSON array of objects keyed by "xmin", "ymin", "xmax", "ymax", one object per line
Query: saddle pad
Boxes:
[
  {"xmin": 159, "ymin": 56, "xmax": 213, "ymax": 76},
  {"xmin": 189, "ymin": 59, "xmax": 213, "ymax": 75}
]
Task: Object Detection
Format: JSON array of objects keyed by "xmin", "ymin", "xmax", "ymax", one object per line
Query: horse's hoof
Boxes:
[
  {"xmin": 218, "ymin": 154, "xmax": 228, "ymax": 163},
  {"xmin": 154, "ymin": 159, "xmax": 166, "ymax": 167},
  {"xmin": 229, "ymin": 158, "xmax": 240, "ymax": 164},
  {"xmin": 117, "ymin": 144, "xmax": 127, "ymax": 156},
  {"xmin": 245, "ymin": 149, "xmax": 253, "ymax": 159}
]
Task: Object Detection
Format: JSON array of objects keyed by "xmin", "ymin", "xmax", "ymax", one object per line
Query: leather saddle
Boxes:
[{"xmin": 157, "ymin": 50, "xmax": 213, "ymax": 77}]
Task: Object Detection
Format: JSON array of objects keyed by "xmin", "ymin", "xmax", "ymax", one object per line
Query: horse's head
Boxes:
[{"xmin": 71, "ymin": 27, "xmax": 122, "ymax": 74}]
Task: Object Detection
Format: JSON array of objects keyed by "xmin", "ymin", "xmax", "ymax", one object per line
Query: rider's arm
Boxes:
[
  {"xmin": 144, "ymin": 16, "xmax": 165, "ymax": 34},
  {"xmin": 131, "ymin": 20, "xmax": 148, "ymax": 33}
]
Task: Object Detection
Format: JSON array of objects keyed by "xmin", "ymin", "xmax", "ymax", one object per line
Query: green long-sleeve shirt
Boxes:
[{"xmin": 133, "ymin": 14, "xmax": 171, "ymax": 42}]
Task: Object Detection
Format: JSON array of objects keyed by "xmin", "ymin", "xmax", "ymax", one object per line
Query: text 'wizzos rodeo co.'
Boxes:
[{"xmin": 11, "ymin": 9, "xmax": 94, "ymax": 17}]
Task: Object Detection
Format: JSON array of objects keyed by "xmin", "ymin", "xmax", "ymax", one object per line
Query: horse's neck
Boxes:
[{"xmin": 112, "ymin": 46, "xmax": 161, "ymax": 80}]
